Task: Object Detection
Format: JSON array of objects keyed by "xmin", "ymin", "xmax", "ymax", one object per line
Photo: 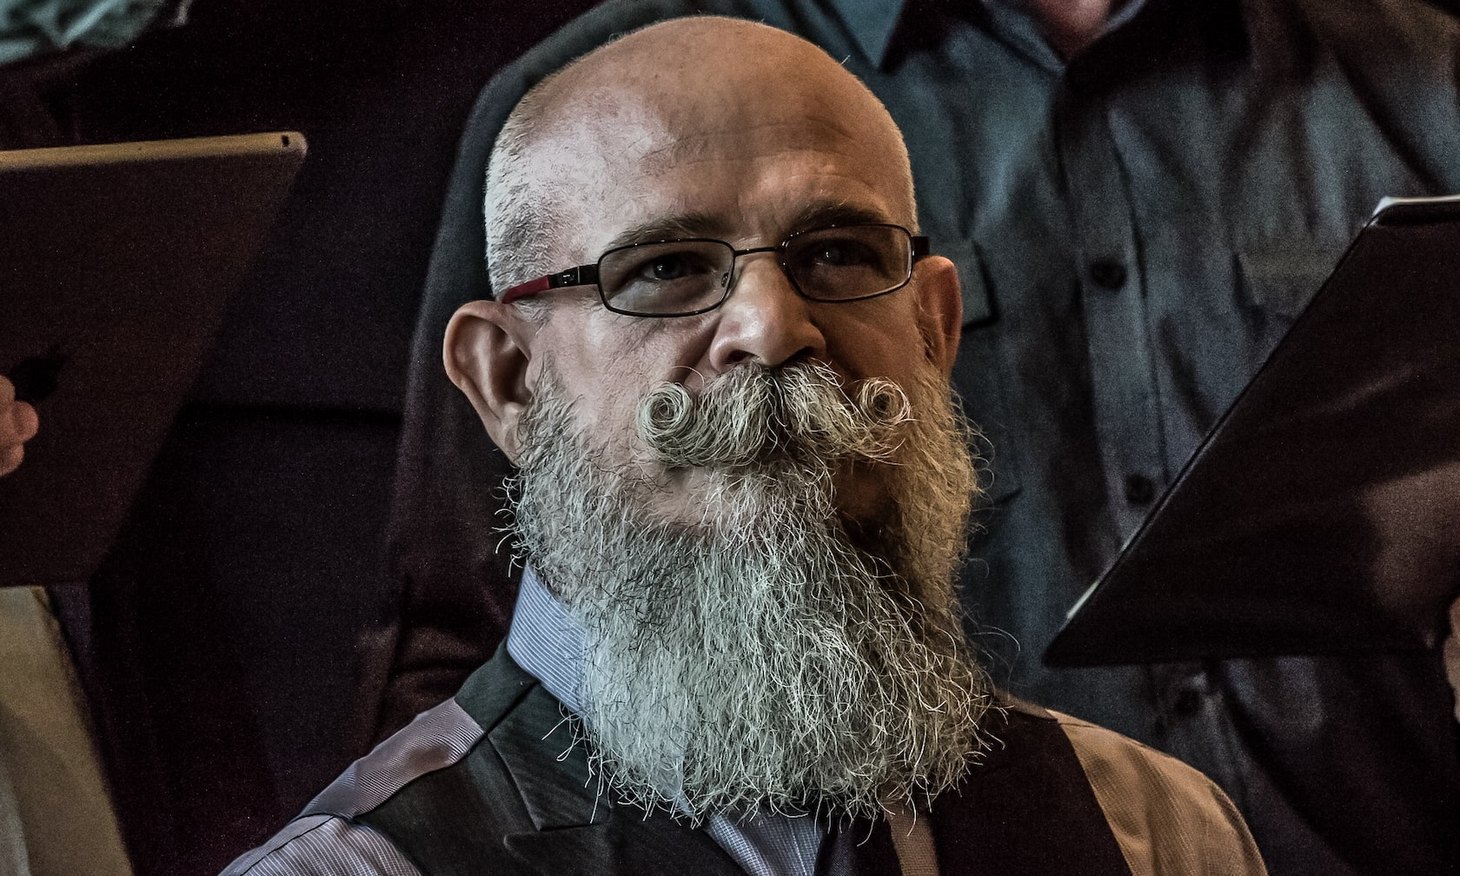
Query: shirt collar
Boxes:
[
  {"xmin": 505, "ymin": 565, "xmax": 587, "ymax": 714},
  {"xmin": 828, "ymin": 0, "xmax": 910, "ymax": 68},
  {"xmin": 827, "ymin": 0, "xmax": 1155, "ymax": 71}
]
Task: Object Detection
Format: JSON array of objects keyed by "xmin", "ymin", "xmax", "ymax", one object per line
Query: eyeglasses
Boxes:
[{"xmin": 498, "ymin": 223, "xmax": 930, "ymax": 317}]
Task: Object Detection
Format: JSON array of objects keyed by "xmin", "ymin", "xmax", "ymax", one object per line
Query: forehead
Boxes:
[{"xmin": 532, "ymin": 81, "xmax": 909, "ymax": 257}]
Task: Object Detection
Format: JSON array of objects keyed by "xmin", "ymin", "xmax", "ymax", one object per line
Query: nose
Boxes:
[{"xmin": 707, "ymin": 253, "xmax": 827, "ymax": 370}]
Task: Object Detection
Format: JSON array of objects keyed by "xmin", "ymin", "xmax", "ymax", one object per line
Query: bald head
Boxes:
[{"xmin": 483, "ymin": 17, "xmax": 918, "ymax": 297}]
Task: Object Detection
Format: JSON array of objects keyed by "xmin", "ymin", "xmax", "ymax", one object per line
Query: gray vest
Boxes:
[{"xmin": 345, "ymin": 650, "xmax": 1132, "ymax": 875}]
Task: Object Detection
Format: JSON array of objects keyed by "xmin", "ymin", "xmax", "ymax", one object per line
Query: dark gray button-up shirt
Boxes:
[{"xmin": 826, "ymin": 4, "xmax": 1460, "ymax": 872}]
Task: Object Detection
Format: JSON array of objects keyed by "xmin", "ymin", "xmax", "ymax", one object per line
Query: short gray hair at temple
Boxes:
[
  {"xmin": 481, "ymin": 16, "xmax": 920, "ymax": 317},
  {"xmin": 482, "ymin": 68, "xmax": 567, "ymax": 319}
]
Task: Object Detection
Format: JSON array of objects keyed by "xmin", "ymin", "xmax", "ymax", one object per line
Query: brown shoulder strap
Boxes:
[
  {"xmin": 929, "ymin": 700, "xmax": 1133, "ymax": 876},
  {"xmin": 888, "ymin": 806, "xmax": 940, "ymax": 876}
]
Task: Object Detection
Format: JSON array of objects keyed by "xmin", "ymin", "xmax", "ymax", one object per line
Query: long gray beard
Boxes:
[{"xmin": 507, "ymin": 361, "xmax": 993, "ymax": 821}]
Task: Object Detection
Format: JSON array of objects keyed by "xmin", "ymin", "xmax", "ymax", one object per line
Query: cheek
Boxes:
[
  {"xmin": 821, "ymin": 301, "xmax": 931, "ymax": 381},
  {"xmin": 593, "ymin": 380, "xmax": 650, "ymax": 448},
  {"xmin": 534, "ymin": 309, "xmax": 718, "ymax": 437},
  {"xmin": 535, "ymin": 351, "xmax": 657, "ymax": 450}
]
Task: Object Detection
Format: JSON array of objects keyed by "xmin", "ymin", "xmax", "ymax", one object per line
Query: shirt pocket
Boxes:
[
  {"xmin": 946, "ymin": 237, "xmax": 998, "ymax": 328},
  {"xmin": 940, "ymin": 237, "xmax": 1021, "ymax": 504},
  {"xmin": 1236, "ymin": 243, "xmax": 1348, "ymax": 319}
]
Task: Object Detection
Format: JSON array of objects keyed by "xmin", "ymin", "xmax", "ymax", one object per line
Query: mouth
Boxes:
[{"xmin": 627, "ymin": 452, "xmax": 896, "ymax": 537}]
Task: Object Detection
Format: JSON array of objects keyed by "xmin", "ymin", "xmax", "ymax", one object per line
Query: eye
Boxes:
[
  {"xmin": 600, "ymin": 240, "xmax": 734, "ymax": 314},
  {"xmin": 786, "ymin": 226, "xmax": 909, "ymax": 300},
  {"xmin": 809, "ymin": 239, "xmax": 878, "ymax": 268},
  {"xmin": 633, "ymin": 251, "xmax": 711, "ymax": 281},
  {"xmin": 791, "ymin": 233, "xmax": 891, "ymax": 278}
]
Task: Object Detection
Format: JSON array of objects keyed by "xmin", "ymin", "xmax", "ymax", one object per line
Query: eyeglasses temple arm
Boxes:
[{"xmin": 498, "ymin": 264, "xmax": 600, "ymax": 304}]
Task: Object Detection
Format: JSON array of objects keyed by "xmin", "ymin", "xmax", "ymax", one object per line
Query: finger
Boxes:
[
  {"xmin": 0, "ymin": 375, "xmax": 13, "ymax": 406},
  {"xmin": 0, "ymin": 443, "xmax": 21, "ymax": 478},
  {"xmin": 12, "ymin": 400, "xmax": 38, "ymax": 442}
]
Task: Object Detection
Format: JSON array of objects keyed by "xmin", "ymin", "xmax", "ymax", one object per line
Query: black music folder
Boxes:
[
  {"xmin": 0, "ymin": 133, "xmax": 306, "ymax": 588},
  {"xmin": 1046, "ymin": 197, "xmax": 1460, "ymax": 666}
]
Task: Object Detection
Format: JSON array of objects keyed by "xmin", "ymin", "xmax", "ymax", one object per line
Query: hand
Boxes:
[{"xmin": 1, "ymin": 375, "xmax": 40, "ymax": 477}]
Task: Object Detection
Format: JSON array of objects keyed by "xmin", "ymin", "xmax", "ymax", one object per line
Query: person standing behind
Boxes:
[
  {"xmin": 377, "ymin": 2, "xmax": 1460, "ymax": 874},
  {"xmin": 0, "ymin": 375, "xmax": 134, "ymax": 876}
]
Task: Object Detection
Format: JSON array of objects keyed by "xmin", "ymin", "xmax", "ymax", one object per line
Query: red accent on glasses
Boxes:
[{"xmin": 499, "ymin": 275, "xmax": 555, "ymax": 304}]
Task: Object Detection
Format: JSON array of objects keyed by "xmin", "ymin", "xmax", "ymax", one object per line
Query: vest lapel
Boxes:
[
  {"xmin": 817, "ymin": 816, "xmax": 901, "ymax": 876},
  {"xmin": 490, "ymin": 683, "xmax": 741, "ymax": 876},
  {"xmin": 929, "ymin": 701, "xmax": 1132, "ymax": 876},
  {"xmin": 501, "ymin": 814, "xmax": 742, "ymax": 876},
  {"xmin": 361, "ymin": 651, "xmax": 739, "ymax": 876}
]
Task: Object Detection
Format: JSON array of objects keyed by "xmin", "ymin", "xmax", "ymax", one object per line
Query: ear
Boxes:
[
  {"xmin": 913, "ymin": 255, "xmax": 963, "ymax": 376},
  {"xmin": 444, "ymin": 299, "xmax": 537, "ymax": 463}
]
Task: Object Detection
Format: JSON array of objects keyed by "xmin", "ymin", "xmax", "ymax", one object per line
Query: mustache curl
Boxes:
[
  {"xmin": 509, "ymin": 362, "xmax": 991, "ymax": 821},
  {"xmin": 636, "ymin": 361, "xmax": 914, "ymax": 468}
]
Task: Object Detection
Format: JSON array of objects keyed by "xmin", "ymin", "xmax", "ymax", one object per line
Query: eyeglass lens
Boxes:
[{"xmin": 598, "ymin": 225, "xmax": 913, "ymax": 316}]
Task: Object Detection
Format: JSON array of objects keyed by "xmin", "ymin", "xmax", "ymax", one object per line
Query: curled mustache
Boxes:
[
  {"xmin": 509, "ymin": 363, "xmax": 991, "ymax": 821},
  {"xmin": 636, "ymin": 361, "xmax": 912, "ymax": 468}
]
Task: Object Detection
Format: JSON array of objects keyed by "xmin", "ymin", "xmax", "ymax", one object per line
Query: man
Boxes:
[
  {"xmin": 378, "ymin": 2, "xmax": 1460, "ymax": 873},
  {"xmin": 227, "ymin": 18, "xmax": 1264, "ymax": 876}
]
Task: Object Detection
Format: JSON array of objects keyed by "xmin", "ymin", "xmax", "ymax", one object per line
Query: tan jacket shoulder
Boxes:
[{"xmin": 1054, "ymin": 711, "xmax": 1268, "ymax": 876}]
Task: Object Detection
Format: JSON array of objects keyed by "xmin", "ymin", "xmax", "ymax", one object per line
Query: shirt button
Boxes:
[
  {"xmin": 1123, "ymin": 473, "xmax": 1155, "ymax": 505},
  {"xmin": 1089, "ymin": 258, "xmax": 1127, "ymax": 290}
]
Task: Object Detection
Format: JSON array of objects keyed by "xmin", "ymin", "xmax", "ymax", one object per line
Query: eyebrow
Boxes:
[
  {"xmin": 783, "ymin": 202, "xmax": 896, "ymax": 233},
  {"xmin": 601, "ymin": 202, "xmax": 900, "ymax": 253},
  {"xmin": 604, "ymin": 213, "xmax": 727, "ymax": 250}
]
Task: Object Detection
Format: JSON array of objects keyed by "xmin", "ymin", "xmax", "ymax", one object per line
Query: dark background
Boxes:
[{"xmin": 3, "ymin": 0, "xmax": 592, "ymax": 871}]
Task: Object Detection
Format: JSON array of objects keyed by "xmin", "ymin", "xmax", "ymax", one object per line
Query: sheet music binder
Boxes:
[
  {"xmin": 1046, "ymin": 198, "xmax": 1460, "ymax": 666},
  {"xmin": 0, "ymin": 133, "xmax": 305, "ymax": 588}
]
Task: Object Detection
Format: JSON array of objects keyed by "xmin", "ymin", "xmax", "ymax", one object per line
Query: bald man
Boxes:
[{"xmin": 223, "ymin": 19, "xmax": 1265, "ymax": 876}]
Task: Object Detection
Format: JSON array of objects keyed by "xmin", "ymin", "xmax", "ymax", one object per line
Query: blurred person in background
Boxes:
[{"xmin": 0, "ymin": 375, "xmax": 132, "ymax": 876}]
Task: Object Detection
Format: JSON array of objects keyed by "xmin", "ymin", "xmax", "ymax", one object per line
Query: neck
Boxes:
[{"xmin": 1020, "ymin": 0, "xmax": 1121, "ymax": 58}]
